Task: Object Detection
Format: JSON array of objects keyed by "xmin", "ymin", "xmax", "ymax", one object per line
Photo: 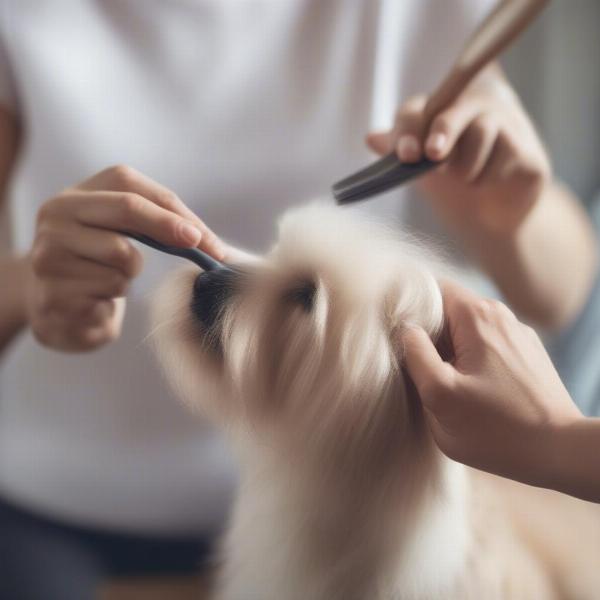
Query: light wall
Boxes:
[{"xmin": 503, "ymin": 1, "xmax": 600, "ymax": 204}]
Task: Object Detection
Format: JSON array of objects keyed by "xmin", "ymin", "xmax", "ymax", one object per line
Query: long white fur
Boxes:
[{"xmin": 152, "ymin": 203, "xmax": 598, "ymax": 599}]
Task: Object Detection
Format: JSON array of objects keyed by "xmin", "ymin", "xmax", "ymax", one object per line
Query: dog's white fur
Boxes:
[{"xmin": 153, "ymin": 204, "xmax": 600, "ymax": 600}]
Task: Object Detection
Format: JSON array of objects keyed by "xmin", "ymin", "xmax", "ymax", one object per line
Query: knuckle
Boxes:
[
  {"xmin": 516, "ymin": 164, "xmax": 547, "ymax": 190},
  {"xmin": 165, "ymin": 216, "xmax": 186, "ymax": 243},
  {"xmin": 118, "ymin": 193, "xmax": 145, "ymax": 221},
  {"xmin": 30, "ymin": 248, "xmax": 47, "ymax": 276},
  {"xmin": 487, "ymin": 298, "xmax": 510, "ymax": 315},
  {"xmin": 396, "ymin": 105, "xmax": 416, "ymax": 122},
  {"xmin": 107, "ymin": 238, "xmax": 137, "ymax": 273},
  {"xmin": 495, "ymin": 301, "xmax": 516, "ymax": 323},
  {"xmin": 398, "ymin": 95, "xmax": 426, "ymax": 115},
  {"xmin": 36, "ymin": 200, "xmax": 54, "ymax": 224},
  {"xmin": 432, "ymin": 114, "xmax": 453, "ymax": 135},
  {"xmin": 30, "ymin": 233, "xmax": 66, "ymax": 278},
  {"xmin": 108, "ymin": 164, "xmax": 139, "ymax": 188},
  {"xmin": 395, "ymin": 95, "xmax": 426, "ymax": 125},
  {"xmin": 477, "ymin": 298, "xmax": 497, "ymax": 316},
  {"xmin": 157, "ymin": 191, "xmax": 180, "ymax": 210},
  {"xmin": 75, "ymin": 325, "xmax": 116, "ymax": 351},
  {"xmin": 109, "ymin": 273, "xmax": 129, "ymax": 297},
  {"xmin": 68, "ymin": 300, "xmax": 95, "ymax": 321},
  {"xmin": 462, "ymin": 298, "xmax": 492, "ymax": 323},
  {"xmin": 472, "ymin": 113, "xmax": 496, "ymax": 134},
  {"xmin": 124, "ymin": 247, "xmax": 143, "ymax": 277},
  {"xmin": 75, "ymin": 331, "xmax": 103, "ymax": 352},
  {"xmin": 462, "ymin": 299, "xmax": 509, "ymax": 334},
  {"xmin": 202, "ymin": 228, "xmax": 218, "ymax": 247},
  {"xmin": 36, "ymin": 285, "xmax": 57, "ymax": 315},
  {"xmin": 30, "ymin": 234, "xmax": 54, "ymax": 275},
  {"xmin": 107, "ymin": 238, "xmax": 130, "ymax": 265}
]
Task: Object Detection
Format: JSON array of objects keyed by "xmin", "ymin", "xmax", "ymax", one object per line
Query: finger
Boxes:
[
  {"xmin": 473, "ymin": 131, "xmax": 542, "ymax": 193},
  {"xmin": 438, "ymin": 279, "xmax": 484, "ymax": 315},
  {"xmin": 32, "ymin": 247, "xmax": 131, "ymax": 281},
  {"xmin": 393, "ymin": 95, "xmax": 427, "ymax": 163},
  {"xmin": 366, "ymin": 130, "xmax": 394, "ymax": 156},
  {"xmin": 439, "ymin": 281, "xmax": 516, "ymax": 345},
  {"xmin": 424, "ymin": 101, "xmax": 482, "ymax": 162},
  {"xmin": 59, "ymin": 298, "xmax": 115, "ymax": 327},
  {"xmin": 449, "ymin": 114, "xmax": 499, "ymax": 182},
  {"xmin": 60, "ymin": 307, "xmax": 120, "ymax": 350},
  {"xmin": 402, "ymin": 327, "xmax": 454, "ymax": 400},
  {"xmin": 58, "ymin": 191, "xmax": 205, "ymax": 249},
  {"xmin": 82, "ymin": 165, "xmax": 199, "ymax": 221},
  {"xmin": 437, "ymin": 280, "xmax": 491, "ymax": 342},
  {"xmin": 105, "ymin": 169, "xmax": 227, "ymax": 258},
  {"xmin": 33, "ymin": 222, "xmax": 143, "ymax": 277},
  {"xmin": 79, "ymin": 166, "xmax": 226, "ymax": 258},
  {"xmin": 40, "ymin": 275, "xmax": 130, "ymax": 308}
]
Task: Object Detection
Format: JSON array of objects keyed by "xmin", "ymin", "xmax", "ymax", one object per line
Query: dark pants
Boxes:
[{"xmin": 0, "ymin": 496, "xmax": 215, "ymax": 600}]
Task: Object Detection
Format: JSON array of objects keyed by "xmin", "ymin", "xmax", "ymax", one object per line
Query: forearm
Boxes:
[
  {"xmin": 548, "ymin": 418, "xmax": 600, "ymax": 503},
  {"xmin": 463, "ymin": 180, "xmax": 598, "ymax": 331},
  {"xmin": 0, "ymin": 253, "xmax": 28, "ymax": 353}
]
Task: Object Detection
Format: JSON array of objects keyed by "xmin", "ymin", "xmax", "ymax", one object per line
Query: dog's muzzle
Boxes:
[{"xmin": 191, "ymin": 268, "xmax": 240, "ymax": 329}]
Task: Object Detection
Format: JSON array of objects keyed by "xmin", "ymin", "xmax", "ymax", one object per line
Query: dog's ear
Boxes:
[{"xmin": 384, "ymin": 271, "xmax": 444, "ymax": 340}]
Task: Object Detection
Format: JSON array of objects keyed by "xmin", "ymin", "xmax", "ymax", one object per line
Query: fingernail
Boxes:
[
  {"xmin": 180, "ymin": 222, "xmax": 203, "ymax": 246},
  {"xmin": 397, "ymin": 135, "xmax": 421, "ymax": 162},
  {"xmin": 426, "ymin": 133, "xmax": 447, "ymax": 158}
]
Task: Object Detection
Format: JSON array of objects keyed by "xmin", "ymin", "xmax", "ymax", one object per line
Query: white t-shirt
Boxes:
[{"xmin": 0, "ymin": 0, "xmax": 493, "ymax": 534}]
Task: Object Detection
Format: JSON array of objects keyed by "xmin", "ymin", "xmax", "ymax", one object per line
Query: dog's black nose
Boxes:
[{"xmin": 191, "ymin": 268, "xmax": 240, "ymax": 329}]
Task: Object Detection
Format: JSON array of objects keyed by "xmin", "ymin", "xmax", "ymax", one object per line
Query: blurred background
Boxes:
[
  {"xmin": 503, "ymin": 0, "xmax": 600, "ymax": 205},
  {"xmin": 503, "ymin": 0, "xmax": 600, "ymax": 412}
]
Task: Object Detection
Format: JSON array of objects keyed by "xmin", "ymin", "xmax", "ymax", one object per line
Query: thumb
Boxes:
[
  {"xmin": 366, "ymin": 130, "xmax": 393, "ymax": 156},
  {"xmin": 402, "ymin": 327, "xmax": 453, "ymax": 400}
]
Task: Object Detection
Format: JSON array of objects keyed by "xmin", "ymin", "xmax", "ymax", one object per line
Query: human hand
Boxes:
[
  {"xmin": 402, "ymin": 281, "xmax": 582, "ymax": 488},
  {"xmin": 367, "ymin": 67, "xmax": 551, "ymax": 234},
  {"xmin": 26, "ymin": 165, "xmax": 225, "ymax": 352}
]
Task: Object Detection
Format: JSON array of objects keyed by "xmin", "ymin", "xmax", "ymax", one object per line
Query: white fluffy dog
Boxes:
[{"xmin": 153, "ymin": 204, "xmax": 600, "ymax": 600}]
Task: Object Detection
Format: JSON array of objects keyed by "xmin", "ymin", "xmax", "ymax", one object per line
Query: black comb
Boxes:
[
  {"xmin": 125, "ymin": 232, "xmax": 230, "ymax": 272},
  {"xmin": 332, "ymin": 156, "xmax": 440, "ymax": 205}
]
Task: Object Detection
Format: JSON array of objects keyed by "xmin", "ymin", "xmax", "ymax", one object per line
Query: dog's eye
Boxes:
[{"xmin": 284, "ymin": 280, "xmax": 316, "ymax": 312}]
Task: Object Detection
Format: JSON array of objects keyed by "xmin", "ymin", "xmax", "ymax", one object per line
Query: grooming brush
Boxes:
[
  {"xmin": 333, "ymin": 0, "xmax": 549, "ymax": 204},
  {"xmin": 126, "ymin": 232, "xmax": 239, "ymax": 327}
]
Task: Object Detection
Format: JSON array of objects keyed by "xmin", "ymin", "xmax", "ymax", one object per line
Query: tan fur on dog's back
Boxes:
[
  {"xmin": 478, "ymin": 470, "xmax": 600, "ymax": 598},
  {"xmin": 454, "ymin": 471, "xmax": 558, "ymax": 599},
  {"xmin": 153, "ymin": 204, "xmax": 600, "ymax": 600}
]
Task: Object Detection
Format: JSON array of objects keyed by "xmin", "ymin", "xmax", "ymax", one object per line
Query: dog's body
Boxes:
[{"xmin": 153, "ymin": 205, "xmax": 600, "ymax": 600}]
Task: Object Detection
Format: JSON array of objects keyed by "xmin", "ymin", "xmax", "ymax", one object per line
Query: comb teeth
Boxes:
[{"xmin": 333, "ymin": 155, "xmax": 440, "ymax": 204}]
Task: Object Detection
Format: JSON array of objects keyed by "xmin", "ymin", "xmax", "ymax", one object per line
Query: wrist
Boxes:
[{"xmin": 543, "ymin": 415, "xmax": 592, "ymax": 498}]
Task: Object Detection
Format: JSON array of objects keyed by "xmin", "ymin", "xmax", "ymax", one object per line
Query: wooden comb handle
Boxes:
[{"xmin": 423, "ymin": 0, "xmax": 549, "ymax": 124}]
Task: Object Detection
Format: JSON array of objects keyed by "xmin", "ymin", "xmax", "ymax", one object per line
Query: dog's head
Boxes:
[{"xmin": 153, "ymin": 204, "xmax": 443, "ymax": 452}]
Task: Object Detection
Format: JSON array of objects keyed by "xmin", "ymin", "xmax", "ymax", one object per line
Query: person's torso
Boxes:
[{"xmin": 0, "ymin": 0, "xmax": 492, "ymax": 533}]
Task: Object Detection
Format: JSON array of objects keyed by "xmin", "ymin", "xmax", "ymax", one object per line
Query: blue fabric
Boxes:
[{"xmin": 548, "ymin": 193, "xmax": 600, "ymax": 416}]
